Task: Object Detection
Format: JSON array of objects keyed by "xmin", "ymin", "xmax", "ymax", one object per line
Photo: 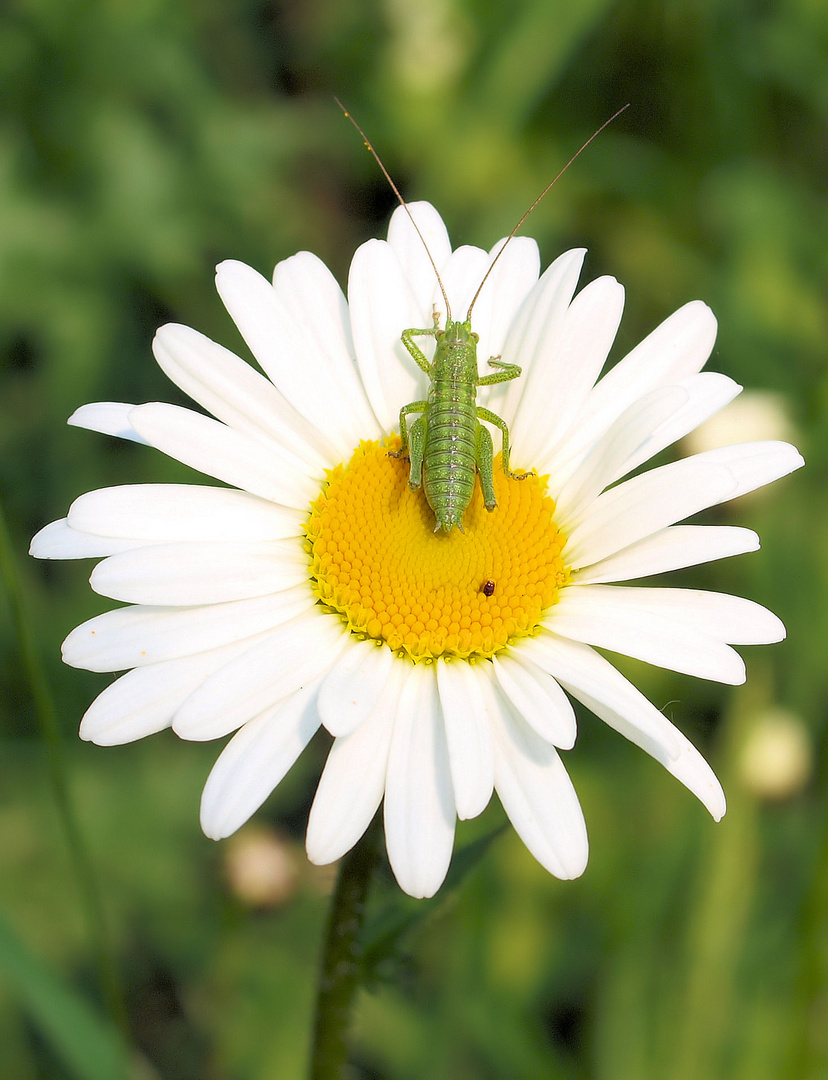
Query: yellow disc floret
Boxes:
[{"xmin": 306, "ymin": 439, "xmax": 569, "ymax": 661}]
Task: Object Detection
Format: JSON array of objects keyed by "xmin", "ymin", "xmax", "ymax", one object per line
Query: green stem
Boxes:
[
  {"xmin": 309, "ymin": 819, "xmax": 380, "ymax": 1080},
  {"xmin": 0, "ymin": 501, "xmax": 127, "ymax": 1044}
]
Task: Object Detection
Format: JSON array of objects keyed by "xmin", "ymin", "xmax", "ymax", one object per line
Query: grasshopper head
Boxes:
[{"xmin": 440, "ymin": 319, "xmax": 478, "ymax": 351}]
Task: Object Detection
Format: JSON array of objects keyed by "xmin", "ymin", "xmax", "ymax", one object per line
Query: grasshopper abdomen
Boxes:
[{"xmin": 424, "ymin": 375, "xmax": 477, "ymax": 530}]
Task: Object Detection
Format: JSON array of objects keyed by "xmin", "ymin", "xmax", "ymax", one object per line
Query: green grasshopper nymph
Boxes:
[
  {"xmin": 392, "ymin": 305, "xmax": 529, "ymax": 533},
  {"xmin": 338, "ymin": 102, "xmax": 628, "ymax": 533}
]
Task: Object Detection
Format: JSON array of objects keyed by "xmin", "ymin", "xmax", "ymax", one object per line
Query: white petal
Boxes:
[
  {"xmin": 689, "ymin": 440, "xmax": 805, "ymax": 500},
  {"xmin": 511, "ymin": 276, "xmax": 625, "ymax": 466},
  {"xmin": 435, "ymin": 658, "xmax": 496, "ymax": 820},
  {"xmin": 172, "ymin": 609, "xmax": 346, "ymax": 740},
  {"xmin": 67, "ymin": 484, "xmax": 303, "ymax": 542},
  {"xmin": 215, "ymin": 260, "xmax": 364, "ymax": 458},
  {"xmin": 602, "ymin": 299, "xmax": 718, "ymax": 383},
  {"xmin": 546, "ymin": 585, "xmax": 748, "ymax": 684},
  {"xmin": 456, "ymin": 237, "xmax": 540, "ymax": 379},
  {"xmin": 384, "ymin": 663, "xmax": 455, "ymax": 898},
  {"xmin": 68, "ymin": 402, "xmax": 148, "ymax": 444},
  {"xmin": 564, "ymin": 457, "xmax": 738, "ymax": 569},
  {"xmin": 666, "ymin": 740, "xmax": 728, "ymax": 823},
  {"xmin": 128, "ymin": 403, "xmax": 316, "ymax": 509},
  {"xmin": 491, "ymin": 694, "xmax": 588, "ymax": 879},
  {"xmin": 554, "ymin": 385, "xmax": 688, "ymax": 523},
  {"xmin": 385, "ymin": 202, "xmax": 453, "ymax": 316},
  {"xmin": 79, "ymin": 672, "xmax": 171, "ymax": 744},
  {"xmin": 435, "ymin": 244, "xmax": 490, "ymax": 322},
  {"xmin": 153, "ymin": 323, "xmax": 330, "ymax": 473},
  {"xmin": 493, "ymin": 652, "xmax": 577, "ymax": 748},
  {"xmin": 554, "ymin": 585, "xmax": 785, "ymax": 644},
  {"xmin": 546, "ymin": 371, "xmax": 743, "ymax": 498},
  {"xmin": 272, "ymin": 252, "xmax": 381, "ymax": 442},
  {"xmin": 62, "ymin": 586, "xmax": 315, "ymax": 671},
  {"xmin": 199, "ymin": 680, "xmax": 322, "ymax": 839},
  {"xmin": 576, "ymin": 525, "xmax": 760, "ymax": 584},
  {"xmin": 30, "ymin": 519, "xmax": 145, "ymax": 559},
  {"xmin": 522, "ymin": 633, "xmax": 726, "ymax": 819},
  {"xmin": 557, "ymin": 301, "xmax": 718, "ymax": 468},
  {"xmin": 493, "ymin": 248, "xmax": 587, "ymax": 424},
  {"xmin": 306, "ymin": 661, "xmax": 406, "ymax": 865},
  {"xmin": 90, "ymin": 540, "xmax": 308, "ymax": 605},
  {"xmin": 348, "ymin": 237, "xmax": 429, "ymax": 433},
  {"xmin": 317, "ymin": 637, "xmax": 394, "ymax": 737},
  {"xmin": 611, "ymin": 373, "xmax": 742, "ymax": 482},
  {"xmin": 521, "ymin": 632, "xmax": 681, "ymax": 760},
  {"xmin": 78, "ymin": 635, "xmax": 267, "ymax": 745}
]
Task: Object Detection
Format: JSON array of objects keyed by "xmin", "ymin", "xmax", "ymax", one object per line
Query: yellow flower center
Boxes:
[{"xmin": 306, "ymin": 439, "xmax": 569, "ymax": 661}]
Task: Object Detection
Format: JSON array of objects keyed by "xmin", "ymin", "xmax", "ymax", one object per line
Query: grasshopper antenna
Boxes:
[
  {"xmin": 466, "ymin": 103, "xmax": 630, "ymax": 322},
  {"xmin": 336, "ymin": 97, "xmax": 452, "ymax": 321}
]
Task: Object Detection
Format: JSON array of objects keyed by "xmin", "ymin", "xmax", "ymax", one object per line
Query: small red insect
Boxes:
[{"xmin": 482, "ymin": 580, "xmax": 495, "ymax": 597}]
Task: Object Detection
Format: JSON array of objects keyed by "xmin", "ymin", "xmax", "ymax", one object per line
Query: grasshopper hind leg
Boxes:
[
  {"xmin": 476, "ymin": 423, "xmax": 497, "ymax": 511},
  {"xmin": 406, "ymin": 414, "xmax": 427, "ymax": 491}
]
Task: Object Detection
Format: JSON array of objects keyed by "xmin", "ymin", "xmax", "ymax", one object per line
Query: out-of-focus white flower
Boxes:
[
  {"xmin": 739, "ymin": 708, "xmax": 812, "ymax": 800},
  {"xmin": 223, "ymin": 826, "xmax": 299, "ymax": 908}
]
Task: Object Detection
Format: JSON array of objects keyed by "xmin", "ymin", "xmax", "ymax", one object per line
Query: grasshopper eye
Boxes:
[{"xmin": 472, "ymin": 332, "xmax": 479, "ymax": 343}]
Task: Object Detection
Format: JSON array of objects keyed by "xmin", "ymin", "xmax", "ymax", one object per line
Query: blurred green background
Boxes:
[{"xmin": 1, "ymin": 0, "xmax": 826, "ymax": 1077}]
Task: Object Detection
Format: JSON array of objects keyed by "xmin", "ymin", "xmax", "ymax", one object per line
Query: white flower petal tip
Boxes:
[
  {"xmin": 214, "ymin": 259, "xmax": 252, "ymax": 291},
  {"xmin": 78, "ymin": 672, "xmax": 173, "ymax": 746},
  {"xmin": 67, "ymin": 484, "xmax": 303, "ymax": 545},
  {"xmin": 78, "ymin": 711, "xmax": 168, "ymax": 747},
  {"xmin": 199, "ymin": 681, "xmax": 322, "ymax": 840},
  {"xmin": 491, "ymin": 701, "xmax": 588, "ymax": 880},
  {"xmin": 68, "ymin": 402, "xmax": 149, "ymax": 444},
  {"xmin": 29, "ymin": 520, "xmax": 72, "ymax": 559},
  {"xmin": 30, "ymin": 519, "xmax": 141, "ymax": 560},
  {"xmin": 546, "ymin": 587, "xmax": 785, "ymax": 685},
  {"xmin": 38, "ymin": 200, "xmax": 802, "ymax": 897},
  {"xmin": 667, "ymin": 742, "xmax": 727, "ymax": 822},
  {"xmin": 62, "ymin": 589, "xmax": 314, "ymax": 674},
  {"xmin": 306, "ymin": 663, "xmax": 406, "ymax": 866},
  {"xmin": 700, "ymin": 441, "xmax": 804, "ymax": 504},
  {"xmin": 577, "ymin": 525, "xmax": 760, "ymax": 585}
]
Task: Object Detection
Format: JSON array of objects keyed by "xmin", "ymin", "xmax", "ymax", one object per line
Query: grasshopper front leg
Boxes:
[
  {"xmin": 477, "ymin": 357, "xmax": 522, "ymax": 387},
  {"xmin": 401, "ymin": 309, "xmax": 442, "ymax": 375}
]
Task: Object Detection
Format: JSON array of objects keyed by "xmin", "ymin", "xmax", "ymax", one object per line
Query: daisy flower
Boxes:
[{"xmin": 31, "ymin": 203, "xmax": 803, "ymax": 898}]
